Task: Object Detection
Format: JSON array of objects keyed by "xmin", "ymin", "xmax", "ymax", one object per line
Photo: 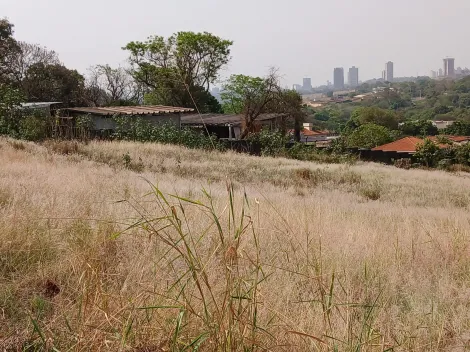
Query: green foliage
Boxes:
[
  {"xmin": 247, "ymin": 129, "xmax": 289, "ymax": 157},
  {"xmin": 21, "ymin": 63, "xmax": 86, "ymax": 107},
  {"xmin": 221, "ymin": 74, "xmax": 268, "ymax": 114},
  {"xmin": 350, "ymin": 107, "xmax": 399, "ymax": 130},
  {"xmin": 454, "ymin": 143, "xmax": 470, "ymax": 165},
  {"xmin": 75, "ymin": 115, "xmax": 94, "ymax": 129},
  {"xmin": 0, "ymin": 19, "xmax": 21, "ymax": 84},
  {"xmin": 443, "ymin": 121, "xmax": 470, "ymax": 136},
  {"xmin": 414, "ymin": 138, "xmax": 440, "ymax": 167},
  {"xmin": 0, "ymin": 84, "xmax": 24, "ymax": 137},
  {"xmin": 399, "ymin": 120, "xmax": 438, "ymax": 136},
  {"xmin": 113, "ymin": 116, "xmax": 223, "ymax": 151},
  {"xmin": 346, "ymin": 123, "xmax": 394, "ymax": 149},
  {"xmin": 19, "ymin": 115, "xmax": 47, "ymax": 141},
  {"xmin": 124, "ymin": 31, "xmax": 232, "ymax": 112}
]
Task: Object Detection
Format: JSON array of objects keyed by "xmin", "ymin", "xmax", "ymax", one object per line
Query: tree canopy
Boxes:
[
  {"xmin": 221, "ymin": 71, "xmax": 304, "ymax": 139},
  {"xmin": 124, "ymin": 32, "xmax": 232, "ymax": 112},
  {"xmin": 346, "ymin": 123, "xmax": 394, "ymax": 149},
  {"xmin": 22, "ymin": 63, "xmax": 86, "ymax": 107}
]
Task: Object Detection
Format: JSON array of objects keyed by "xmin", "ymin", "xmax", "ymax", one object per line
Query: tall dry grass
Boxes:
[{"xmin": 2, "ymin": 138, "xmax": 470, "ymax": 351}]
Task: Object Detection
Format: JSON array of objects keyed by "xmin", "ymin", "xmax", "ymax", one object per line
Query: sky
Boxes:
[{"xmin": 2, "ymin": 0, "xmax": 470, "ymax": 87}]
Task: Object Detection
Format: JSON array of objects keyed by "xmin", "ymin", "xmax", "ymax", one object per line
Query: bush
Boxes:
[
  {"xmin": 414, "ymin": 138, "xmax": 440, "ymax": 167},
  {"xmin": 247, "ymin": 129, "xmax": 289, "ymax": 157},
  {"xmin": 113, "ymin": 117, "xmax": 224, "ymax": 151},
  {"xmin": 19, "ymin": 115, "xmax": 48, "ymax": 141},
  {"xmin": 346, "ymin": 123, "xmax": 394, "ymax": 149}
]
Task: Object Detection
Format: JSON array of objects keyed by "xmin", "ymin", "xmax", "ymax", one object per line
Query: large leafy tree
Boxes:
[
  {"xmin": 221, "ymin": 71, "xmax": 304, "ymax": 139},
  {"xmin": 0, "ymin": 18, "xmax": 21, "ymax": 84},
  {"xmin": 22, "ymin": 63, "xmax": 86, "ymax": 106},
  {"xmin": 443, "ymin": 121, "xmax": 470, "ymax": 136},
  {"xmin": 349, "ymin": 107, "xmax": 399, "ymax": 130},
  {"xmin": 347, "ymin": 123, "xmax": 394, "ymax": 149},
  {"xmin": 399, "ymin": 120, "xmax": 438, "ymax": 136},
  {"xmin": 123, "ymin": 32, "xmax": 232, "ymax": 112}
]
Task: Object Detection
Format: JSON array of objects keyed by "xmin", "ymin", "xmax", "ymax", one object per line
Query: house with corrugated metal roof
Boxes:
[
  {"xmin": 181, "ymin": 113, "xmax": 286, "ymax": 140},
  {"xmin": 60, "ymin": 105, "xmax": 194, "ymax": 138}
]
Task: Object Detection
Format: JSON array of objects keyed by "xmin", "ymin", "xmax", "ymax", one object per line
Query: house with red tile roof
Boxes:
[
  {"xmin": 372, "ymin": 136, "xmax": 470, "ymax": 154},
  {"xmin": 372, "ymin": 137, "xmax": 425, "ymax": 153}
]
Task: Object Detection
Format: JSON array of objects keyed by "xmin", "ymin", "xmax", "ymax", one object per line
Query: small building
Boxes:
[
  {"xmin": 291, "ymin": 123, "xmax": 339, "ymax": 146},
  {"xmin": 60, "ymin": 105, "xmax": 194, "ymax": 138},
  {"xmin": 432, "ymin": 120, "xmax": 454, "ymax": 130},
  {"xmin": 181, "ymin": 113, "xmax": 287, "ymax": 140},
  {"xmin": 19, "ymin": 102, "xmax": 62, "ymax": 116}
]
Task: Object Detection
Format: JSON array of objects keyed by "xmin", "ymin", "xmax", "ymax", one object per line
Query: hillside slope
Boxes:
[{"xmin": 2, "ymin": 138, "xmax": 470, "ymax": 351}]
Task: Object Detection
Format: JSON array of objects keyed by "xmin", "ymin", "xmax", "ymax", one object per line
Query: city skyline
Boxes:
[
  {"xmin": 291, "ymin": 56, "xmax": 468, "ymax": 91},
  {"xmin": 3, "ymin": 0, "xmax": 470, "ymax": 88}
]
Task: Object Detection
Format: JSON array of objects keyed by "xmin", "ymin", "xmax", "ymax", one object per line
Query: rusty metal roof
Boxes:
[
  {"xmin": 63, "ymin": 105, "xmax": 194, "ymax": 116},
  {"xmin": 181, "ymin": 113, "xmax": 285, "ymax": 126}
]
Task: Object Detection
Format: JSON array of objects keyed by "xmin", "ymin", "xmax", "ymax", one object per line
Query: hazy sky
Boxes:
[{"xmin": 2, "ymin": 0, "xmax": 470, "ymax": 87}]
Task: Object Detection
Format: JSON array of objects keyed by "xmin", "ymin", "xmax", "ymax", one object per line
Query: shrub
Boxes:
[
  {"xmin": 19, "ymin": 115, "xmax": 48, "ymax": 141},
  {"xmin": 247, "ymin": 129, "xmax": 289, "ymax": 157},
  {"xmin": 113, "ymin": 117, "xmax": 224, "ymax": 151},
  {"xmin": 347, "ymin": 123, "xmax": 394, "ymax": 149},
  {"xmin": 414, "ymin": 138, "xmax": 440, "ymax": 167}
]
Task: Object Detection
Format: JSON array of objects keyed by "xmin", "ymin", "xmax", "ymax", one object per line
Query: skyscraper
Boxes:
[
  {"xmin": 443, "ymin": 58, "xmax": 455, "ymax": 77},
  {"xmin": 333, "ymin": 68, "xmax": 344, "ymax": 90},
  {"xmin": 302, "ymin": 78, "xmax": 312, "ymax": 91},
  {"xmin": 385, "ymin": 61, "xmax": 394, "ymax": 82},
  {"xmin": 348, "ymin": 66, "xmax": 359, "ymax": 88}
]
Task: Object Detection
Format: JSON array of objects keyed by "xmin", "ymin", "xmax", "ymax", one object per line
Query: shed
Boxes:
[
  {"xmin": 61, "ymin": 105, "xmax": 195, "ymax": 137},
  {"xmin": 181, "ymin": 113, "xmax": 286, "ymax": 139}
]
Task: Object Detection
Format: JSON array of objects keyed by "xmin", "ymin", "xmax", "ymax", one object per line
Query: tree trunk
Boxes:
[{"xmin": 294, "ymin": 115, "xmax": 301, "ymax": 143}]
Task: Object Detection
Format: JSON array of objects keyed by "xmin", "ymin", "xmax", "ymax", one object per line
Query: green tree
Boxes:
[
  {"xmin": 347, "ymin": 123, "xmax": 393, "ymax": 149},
  {"xmin": 221, "ymin": 71, "xmax": 303, "ymax": 139},
  {"xmin": 414, "ymin": 138, "xmax": 440, "ymax": 167},
  {"xmin": 0, "ymin": 84, "xmax": 23, "ymax": 136},
  {"xmin": 399, "ymin": 120, "xmax": 438, "ymax": 136},
  {"xmin": 350, "ymin": 107, "xmax": 399, "ymax": 130},
  {"xmin": 221, "ymin": 71, "xmax": 279, "ymax": 139},
  {"xmin": 124, "ymin": 31, "xmax": 232, "ymax": 112},
  {"xmin": 0, "ymin": 18, "xmax": 21, "ymax": 84},
  {"xmin": 443, "ymin": 121, "xmax": 470, "ymax": 136},
  {"xmin": 21, "ymin": 63, "xmax": 86, "ymax": 106}
]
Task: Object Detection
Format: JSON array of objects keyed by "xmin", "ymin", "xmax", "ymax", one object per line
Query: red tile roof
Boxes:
[
  {"xmin": 429, "ymin": 135, "xmax": 470, "ymax": 143},
  {"xmin": 372, "ymin": 135, "xmax": 470, "ymax": 153},
  {"xmin": 372, "ymin": 137, "xmax": 425, "ymax": 152}
]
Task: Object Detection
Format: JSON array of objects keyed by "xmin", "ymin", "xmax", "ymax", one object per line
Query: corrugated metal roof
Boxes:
[
  {"xmin": 181, "ymin": 113, "xmax": 285, "ymax": 126},
  {"xmin": 63, "ymin": 105, "xmax": 194, "ymax": 116},
  {"xmin": 20, "ymin": 102, "xmax": 62, "ymax": 109}
]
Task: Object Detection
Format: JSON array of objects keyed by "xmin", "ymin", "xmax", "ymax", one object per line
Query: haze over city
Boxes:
[{"xmin": 2, "ymin": 0, "xmax": 470, "ymax": 86}]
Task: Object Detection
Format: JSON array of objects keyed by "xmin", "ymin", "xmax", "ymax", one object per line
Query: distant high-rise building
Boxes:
[
  {"xmin": 333, "ymin": 68, "xmax": 344, "ymax": 90},
  {"xmin": 443, "ymin": 58, "xmax": 455, "ymax": 77},
  {"xmin": 385, "ymin": 61, "xmax": 394, "ymax": 82},
  {"xmin": 293, "ymin": 84, "xmax": 302, "ymax": 92},
  {"xmin": 302, "ymin": 78, "xmax": 312, "ymax": 91},
  {"xmin": 438, "ymin": 68, "xmax": 443, "ymax": 77},
  {"xmin": 348, "ymin": 66, "xmax": 359, "ymax": 88},
  {"xmin": 430, "ymin": 70, "xmax": 437, "ymax": 79},
  {"xmin": 381, "ymin": 70, "xmax": 386, "ymax": 81}
]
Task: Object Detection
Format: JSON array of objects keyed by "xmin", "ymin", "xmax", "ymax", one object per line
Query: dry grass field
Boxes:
[{"xmin": 2, "ymin": 137, "xmax": 470, "ymax": 351}]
